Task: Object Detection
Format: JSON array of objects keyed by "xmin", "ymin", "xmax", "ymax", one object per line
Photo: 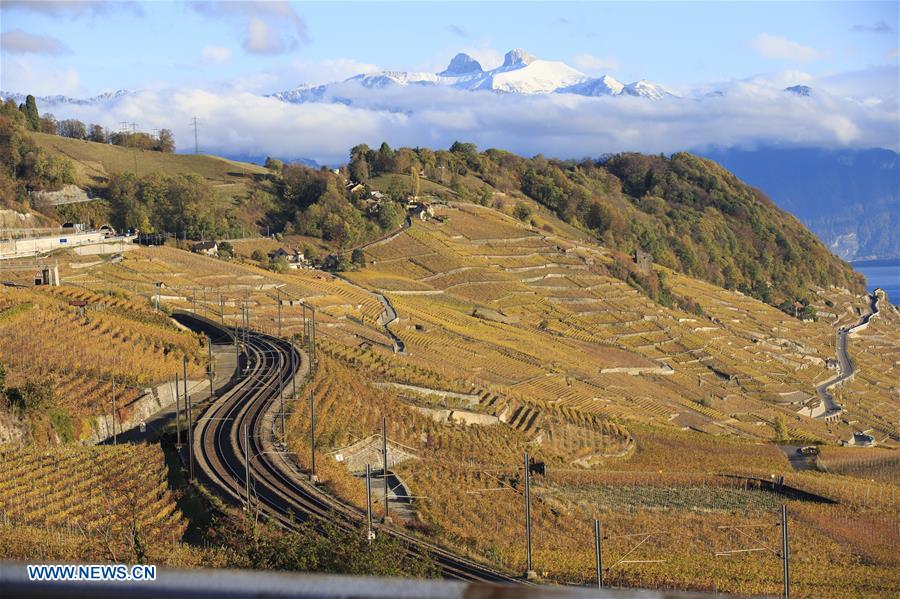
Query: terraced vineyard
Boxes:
[
  {"xmin": 283, "ymin": 354, "xmax": 898, "ymax": 597},
  {"xmin": 343, "ymin": 203, "xmax": 880, "ymax": 444},
  {"xmin": 0, "ymin": 444, "xmax": 186, "ymax": 546},
  {"xmin": 0, "ymin": 285, "xmax": 205, "ymax": 442}
]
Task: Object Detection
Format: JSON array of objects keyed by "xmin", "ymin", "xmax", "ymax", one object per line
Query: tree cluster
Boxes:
[
  {"xmin": 0, "ymin": 100, "xmax": 76, "ymax": 207},
  {"xmin": 104, "ymin": 171, "xmax": 217, "ymax": 236}
]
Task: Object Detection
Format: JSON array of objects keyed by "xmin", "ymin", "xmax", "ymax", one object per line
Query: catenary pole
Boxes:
[
  {"xmin": 366, "ymin": 463, "xmax": 373, "ymax": 543},
  {"xmin": 174, "ymin": 373, "xmax": 181, "ymax": 446},
  {"xmin": 595, "ymin": 519, "xmax": 603, "ymax": 589},
  {"xmin": 782, "ymin": 504, "xmax": 790, "ymax": 599},
  {"xmin": 309, "ymin": 389, "xmax": 316, "ymax": 480},
  {"xmin": 524, "ymin": 451, "xmax": 533, "ymax": 576},
  {"xmin": 382, "ymin": 416, "xmax": 389, "ymax": 522}
]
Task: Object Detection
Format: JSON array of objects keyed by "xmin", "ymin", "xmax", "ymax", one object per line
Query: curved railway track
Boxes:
[{"xmin": 180, "ymin": 313, "xmax": 523, "ymax": 584}]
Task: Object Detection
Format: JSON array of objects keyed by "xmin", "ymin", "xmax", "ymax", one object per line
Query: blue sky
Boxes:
[
  {"xmin": 1, "ymin": 1, "xmax": 897, "ymax": 96},
  {"xmin": 1, "ymin": 1, "xmax": 897, "ymax": 162}
]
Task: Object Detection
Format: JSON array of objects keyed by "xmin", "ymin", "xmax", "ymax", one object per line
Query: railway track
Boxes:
[{"xmin": 180, "ymin": 312, "xmax": 524, "ymax": 584}]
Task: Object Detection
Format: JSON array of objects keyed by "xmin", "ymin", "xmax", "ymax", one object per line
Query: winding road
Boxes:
[
  {"xmin": 175, "ymin": 311, "xmax": 520, "ymax": 584},
  {"xmin": 814, "ymin": 290, "xmax": 881, "ymax": 420}
]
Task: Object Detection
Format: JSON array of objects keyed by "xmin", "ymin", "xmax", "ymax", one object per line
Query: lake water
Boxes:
[{"xmin": 852, "ymin": 260, "xmax": 900, "ymax": 302}]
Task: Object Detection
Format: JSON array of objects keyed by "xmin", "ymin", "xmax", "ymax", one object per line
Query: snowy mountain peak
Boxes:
[
  {"xmin": 502, "ymin": 48, "xmax": 536, "ymax": 68},
  {"xmin": 561, "ymin": 74, "xmax": 625, "ymax": 96},
  {"xmin": 785, "ymin": 85, "xmax": 812, "ymax": 97},
  {"xmin": 621, "ymin": 80, "xmax": 671, "ymax": 100},
  {"xmin": 440, "ymin": 53, "xmax": 483, "ymax": 76}
]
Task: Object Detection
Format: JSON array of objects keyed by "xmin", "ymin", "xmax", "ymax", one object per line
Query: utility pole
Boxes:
[
  {"xmin": 365, "ymin": 463, "xmax": 374, "ymax": 543},
  {"xmin": 207, "ymin": 336, "xmax": 214, "ymax": 401},
  {"xmin": 291, "ymin": 334, "xmax": 297, "ymax": 400},
  {"xmin": 183, "ymin": 357, "xmax": 193, "ymax": 481},
  {"xmin": 309, "ymin": 389, "xmax": 316, "ymax": 482},
  {"xmin": 382, "ymin": 416, "xmax": 390, "ymax": 523},
  {"xmin": 130, "ymin": 122, "xmax": 138, "ymax": 176},
  {"xmin": 187, "ymin": 385, "xmax": 194, "ymax": 481},
  {"xmin": 277, "ymin": 288, "xmax": 282, "ymax": 337},
  {"xmin": 301, "ymin": 303, "xmax": 307, "ymax": 347},
  {"xmin": 220, "ymin": 294, "xmax": 224, "ymax": 324},
  {"xmin": 191, "ymin": 116, "xmax": 199, "ymax": 154},
  {"xmin": 111, "ymin": 378, "xmax": 117, "ymax": 445},
  {"xmin": 192, "ymin": 289, "xmax": 197, "ymax": 314},
  {"xmin": 244, "ymin": 424, "xmax": 251, "ymax": 509},
  {"xmin": 174, "ymin": 373, "xmax": 181, "ymax": 446},
  {"xmin": 782, "ymin": 505, "xmax": 790, "ymax": 599},
  {"xmin": 524, "ymin": 451, "xmax": 534, "ymax": 578},
  {"xmin": 594, "ymin": 519, "xmax": 603, "ymax": 589}
]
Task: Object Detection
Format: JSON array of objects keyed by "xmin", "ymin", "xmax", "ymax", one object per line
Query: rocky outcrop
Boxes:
[{"xmin": 30, "ymin": 184, "xmax": 93, "ymax": 207}]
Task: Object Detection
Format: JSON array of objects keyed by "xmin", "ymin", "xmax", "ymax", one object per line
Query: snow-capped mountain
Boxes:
[
  {"xmin": 272, "ymin": 49, "xmax": 673, "ymax": 102},
  {"xmin": 560, "ymin": 75, "xmax": 626, "ymax": 96},
  {"xmin": 0, "ymin": 89, "xmax": 134, "ymax": 106}
]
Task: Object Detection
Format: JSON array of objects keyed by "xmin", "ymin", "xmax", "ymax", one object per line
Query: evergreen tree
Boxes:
[{"xmin": 21, "ymin": 95, "xmax": 40, "ymax": 131}]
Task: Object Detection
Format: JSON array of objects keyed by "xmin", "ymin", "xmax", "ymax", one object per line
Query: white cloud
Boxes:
[
  {"xmin": 0, "ymin": 1, "xmax": 142, "ymax": 18},
  {"xmin": 751, "ymin": 33, "xmax": 823, "ymax": 62},
  {"xmin": 1, "ymin": 57, "xmax": 80, "ymax": 96},
  {"xmin": 1, "ymin": 29, "xmax": 71, "ymax": 55},
  {"xmin": 886, "ymin": 48, "xmax": 900, "ymax": 61},
  {"xmin": 190, "ymin": 1, "xmax": 308, "ymax": 56},
  {"xmin": 217, "ymin": 58, "xmax": 379, "ymax": 94},
  {"xmin": 37, "ymin": 72, "xmax": 898, "ymax": 166},
  {"xmin": 202, "ymin": 46, "xmax": 231, "ymax": 64},
  {"xmin": 572, "ymin": 53, "xmax": 619, "ymax": 72}
]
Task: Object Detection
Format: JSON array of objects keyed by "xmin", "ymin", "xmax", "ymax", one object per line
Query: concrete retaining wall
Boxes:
[
  {"xmin": 0, "ymin": 231, "xmax": 113, "ymax": 259},
  {"xmin": 87, "ymin": 378, "xmax": 209, "ymax": 444}
]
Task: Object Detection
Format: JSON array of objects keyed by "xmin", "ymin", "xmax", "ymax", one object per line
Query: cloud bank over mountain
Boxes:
[{"xmin": 3, "ymin": 50, "xmax": 896, "ymax": 165}]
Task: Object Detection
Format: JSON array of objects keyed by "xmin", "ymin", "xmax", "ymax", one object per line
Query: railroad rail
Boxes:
[{"xmin": 176, "ymin": 312, "xmax": 523, "ymax": 584}]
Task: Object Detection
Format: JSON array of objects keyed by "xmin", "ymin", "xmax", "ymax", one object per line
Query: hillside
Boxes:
[
  {"xmin": 0, "ymin": 282, "xmax": 205, "ymax": 444},
  {"xmin": 3, "ymin": 204, "xmax": 895, "ymax": 595},
  {"xmin": 259, "ymin": 142, "xmax": 865, "ymax": 311},
  {"xmin": 31, "ymin": 131, "xmax": 268, "ymax": 188}
]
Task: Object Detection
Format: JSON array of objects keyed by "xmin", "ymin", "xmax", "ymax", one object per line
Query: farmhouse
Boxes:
[{"xmin": 191, "ymin": 241, "xmax": 218, "ymax": 257}]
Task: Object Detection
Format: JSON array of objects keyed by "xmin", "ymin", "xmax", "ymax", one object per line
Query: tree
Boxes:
[
  {"xmin": 58, "ymin": 119, "xmax": 87, "ymax": 140},
  {"xmin": 156, "ymin": 128, "xmax": 175, "ymax": 152},
  {"xmin": 20, "ymin": 95, "xmax": 40, "ymax": 131},
  {"xmin": 513, "ymin": 202, "xmax": 532, "ymax": 221},
  {"xmin": 251, "ymin": 249, "xmax": 266, "ymax": 262},
  {"xmin": 377, "ymin": 201, "xmax": 402, "ymax": 231},
  {"xmin": 374, "ymin": 142, "xmax": 395, "ymax": 174},
  {"xmin": 264, "ymin": 157, "xmax": 284, "ymax": 173},
  {"xmin": 88, "ymin": 124, "xmax": 106, "ymax": 143},
  {"xmin": 39, "ymin": 113, "xmax": 57, "ymax": 134},
  {"xmin": 6, "ymin": 379, "xmax": 53, "ymax": 413},
  {"xmin": 410, "ymin": 167, "xmax": 421, "ymax": 198},
  {"xmin": 773, "ymin": 415, "xmax": 787, "ymax": 442},
  {"xmin": 351, "ymin": 248, "xmax": 366, "ymax": 268},
  {"xmin": 218, "ymin": 241, "xmax": 234, "ymax": 258}
]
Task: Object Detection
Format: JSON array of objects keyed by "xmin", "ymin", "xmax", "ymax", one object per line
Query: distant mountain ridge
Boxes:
[
  {"xmin": 270, "ymin": 48, "xmax": 674, "ymax": 102},
  {"xmin": 702, "ymin": 147, "xmax": 899, "ymax": 261}
]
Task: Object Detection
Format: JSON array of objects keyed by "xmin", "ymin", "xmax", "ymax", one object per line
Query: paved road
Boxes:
[
  {"xmin": 814, "ymin": 291, "xmax": 881, "ymax": 419},
  {"xmin": 180, "ymin": 312, "xmax": 522, "ymax": 584}
]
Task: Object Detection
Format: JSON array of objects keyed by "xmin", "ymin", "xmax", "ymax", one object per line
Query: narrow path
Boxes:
[{"xmin": 813, "ymin": 290, "xmax": 881, "ymax": 420}]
